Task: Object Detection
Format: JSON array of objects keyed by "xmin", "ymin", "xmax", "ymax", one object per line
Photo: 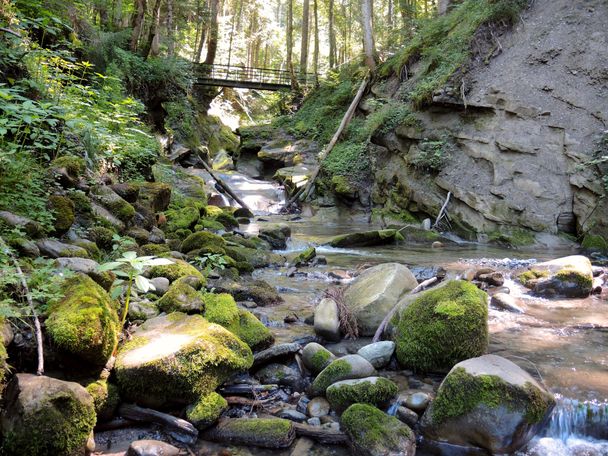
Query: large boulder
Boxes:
[
  {"xmin": 518, "ymin": 255, "xmax": 593, "ymax": 298},
  {"xmin": 1, "ymin": 374, "xmax": 96, "ymax": 456},
  {"xmin": 314, "ymin": 298, "xmax": 340, "ymax": 341},
  {"xmin": 342, "ymin": 404, "xmax": 416, "ymax": 456},
  {"xmin": 258, "ymin": 223, "xmax": 291, "ymax": 249},
  {"xmin": 326, "ymin": 376, "xmax": 398, "ymax": 413},
  {"xmin": 344, "ymin": 263, "xmax": 418, "ymax": 336},
  {"xmin": 91, "ymin": 185, "xmax": 136, "ymax": 223},
  {"xmin": 392, "ymin": 280, "xmax": 488, "ymax": 372},
  {"xmin": 327, "ymin": 229, "xmax": 404, "ymax": 248},
  {"xmin": 420, "ymin": 354, "xmax": 556, "ymax": 454},
  {"xmin": 311, "ymin": 355, "xmax": 376, "ymax": 396},
  {"xmin": 45, "ymin": 275, "xmax": 119, "ymax": 366},
  {"xmin": 36, "ymin": 239, "xmax": 89, "ymax": 258},
  {"xmin": 115, "ymin": 312, "xmax": 253, "ymax": 408}
]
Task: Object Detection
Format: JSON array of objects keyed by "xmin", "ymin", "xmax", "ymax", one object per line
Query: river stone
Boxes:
[
  {"xmin": 404, "ymin": 392, "xmax": 431, "ymax": 413},
  {"xmin": 126, "ymin": 440, "xmax": 180, "ymax": 456},
  {"xmin": 420, "ymin": 354, "xmax": 556, "ymax": 454},
  {"xmin": 519, "ymin": 255, "xmax": 593, "ymax": 298},
  {"xmin": 36, "ymin": 239, "xmax": 89, "ymax": 258},
  {"xmin": 55, "ymin": 257, "xmax": 114, "ymax": 290},
  {"xmin": 0, "ymin": 210, "xmax": 43, "ymax": 237},
  {"xmin": 156, "ymin": 280, "xmax": 205, "ymax": 313},
  {"xmin": 253, "ymin": 342, "xmax": 301, "ymax": 368},
  {"xmin": 342, "ymin": 403, "xmax": 416, "ymax": 456},
  {"xmin": 397, "ymin": 406, "xmax": 419, "ymax": 428},
  {"xmin": 259, "ymin": 223, "xmax": 291, "ymax": 249},
  {"xmin": 490, "ymin": 293, "xmax": 524, "ymax": 313},
  {"xmin": 327, "ymin": 229, "xmax": 404, "ymax": 248},
  {"xmin": 314, "ymin": 298, "xmax": 340, "ymax": 342},
  {"xmin": 326, "ymin": 376, "xmax": 399, "ymax": 413},
  {"xmin": 115, "ymin": 312, "xmax": 253, "ymax": 408},
  {"xmin": 91, "ymin": 201, "xmax": 126, "ymax": 231},
  {"xmin": 301, "ymin": 343, "xmax": 335, "ymax": 375},
  {"xmin": 311, "ymin": 355, "xmax": 376, "ymax": 396},
  {"xmin": 254, "ymin": 363, "xmax": 304, "ymax": 390},
  {"xmin": 307, "ymin": 397, "xmax": 331, "ymax": 417},
  {"xmin": 203, "ymin": 417, "xmax": 295, "ymax": 448},
  {"xmin": 344, "ymin": 263, "xmax": 418, "ymax": 336},
  {"xmin": 357, "ymin": 341, "xmax": 396, "ymax": 368},
  {"xmin": 0, "ymin": 374, "xmax": 96, "ymax": 456},
  {"xmin": 150, "ymin": 277, "xmax": 170, "ymax": 296},
  {"xmin": 278, "ymin": 409, "xmax": 308, "ymax": 422}
]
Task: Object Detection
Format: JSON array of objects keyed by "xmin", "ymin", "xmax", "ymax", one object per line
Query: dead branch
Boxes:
[
  {"xmin": 433, "ymin": 191, "xmax": 451, "ymax": 230},
  {"xmin": 292, "ymin": 422, "xmax": 349, "ymax": 444},
  {"xmin": 0, "ymin": 237, "xmax": 44, "ymax": 375},
  {"xmin": 118, "ymin": 403, "xmax": 198, "ymax": 438},
  {"xmin": 324, "ymin": 286, "xmax": 358, "ymax": 339},
  {"xmin": 196, "ymin": 158, "xmax": 252, "ymax": 212},
  {"xmin": 0, "ymin": 27, "xmax": 21, "ymax": 37}
]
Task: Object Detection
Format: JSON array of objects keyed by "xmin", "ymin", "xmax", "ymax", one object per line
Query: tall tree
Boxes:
[
  {"xmin": 313, "ymin": 0, "xmax": 319, "ymax": 84},
  {"xmin": 286, "ymin": 0, "xmax": 299, "ymax": 88},
  {"xmin": 328, "ymin": 0, "xmax": 336, "ymax": 68},
  {"xmin": 227, "ymin": 0, "xmax": 243, "ymax": 68},
  {"xmin": 204, "ymin": 0, "xmax": 220, "ymax": 64},
  {"xmin": 166, "ymin": 0, "xmax": 174, "ymax": 56},
  {"xmin": 361, "ymin": 0, "xmax": 375, "ymax": 71},
  {"xmin": 130, "ymin": 0, "xmax": 146, "ymax": 52},
  {"xmin": 141, "ymin": 0, "xmax": 162, "ymax": 59},
  {"xmin": 300, "ymin": 0, "xmax": 310, "ymax": 75}
]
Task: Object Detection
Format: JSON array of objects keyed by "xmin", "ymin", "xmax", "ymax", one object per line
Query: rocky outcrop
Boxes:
[
  {"xmin": 421, "ymin": 354, "xmax": 555, "ymax": 454},
  {"xmin": 327, "ymin": 229, "xmax": 404, "ymax": 248},
  {"xmin": 518, "ymin": 255, "xmax": 594, "ymax": 298}
]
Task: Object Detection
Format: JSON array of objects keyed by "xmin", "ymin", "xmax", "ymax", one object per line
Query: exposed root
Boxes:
[{"xmin": 324, "ymin": 286, "xmax": 358, "ymax": 340}]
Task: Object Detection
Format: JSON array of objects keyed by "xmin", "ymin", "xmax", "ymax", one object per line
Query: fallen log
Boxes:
[
  {"xmin": 224, "ymin": 396, "xmax": 276, "ymax": 406},
  {"xmin": 220, "ymin": 384, "xmax": 279, "ymax": 396},
  {"xmin": 118, "ymin": 404, "xmax": 198, "ymax": 439},
  {"xmin": 203, "ymin": 417, "xmax": 296, "ymax": 448},
  {"xmin": 196, "ymin": 157, "xmax": 251, "ymax": 212},
  {"xmin": 292, "ymin": 422, "xmax": 349, "ymax": 444}
]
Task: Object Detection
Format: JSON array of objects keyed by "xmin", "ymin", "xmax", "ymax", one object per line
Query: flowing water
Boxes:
[{"xmin": 191, "ymin": 164, "xmax": 608, "ymax": 455}]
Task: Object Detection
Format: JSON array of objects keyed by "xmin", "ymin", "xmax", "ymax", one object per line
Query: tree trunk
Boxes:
[
  {"xmin": 286, "ymin": 0, "xmax": 299, "ymax": 89},
  {"xmin": 227, "ymin": 0, "xmax": 242, "ymax": 67},
  {"xmin": 113, "ymin": 0, "xmax": 123, "ymax": 29},
  {"xmin": 141, "ymin": 0, "xmax": 162, "ymax": 59},
  {"xmin": 130, "ymin": 0, "xmax": 146, "ymax": 52},
  {"xmin": 313, "ymin": 0, "xmax": 319, "ymax": 85},
  {"xmin": 360, "ymin": 0, "xmax": 376, "ymax": 71},
  {"xmin": 300, "ymin": 0, "xmax": 310, "ymax": 76},
  {"xmin": 328, "ymin": 0, "xmax": 336, "ymax": 68},
  {"xmin": 387, "ymin": 0, "xmax": 393, "ymax": 29},
  {"xmin": 204, "ymin": 0, "xmax": 220, "ymax": 65},
  {"xmin": 166, "ymin": 0, "xmax": 174, "ymax": 56}
]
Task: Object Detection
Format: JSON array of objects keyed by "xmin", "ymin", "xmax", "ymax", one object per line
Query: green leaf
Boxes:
[
  {"xmin": 134, "ymin": 275, "xmax": 151, "ymax": 293},
  {"xmin": 146, "ymin": 258, "xmax": 174, "ymax": 266},
  {"xmin": 98, "ymin": 261, "xmax": 122, "ymax": 272},
  {"xmin": 122, "ymin": 251, "xmax": 138, "ymax": 260}
]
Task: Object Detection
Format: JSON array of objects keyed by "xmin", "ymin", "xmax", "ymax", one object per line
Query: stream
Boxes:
[{"xmin": 186, "ymin": 163, "xmax": 608, "ymax": 455}]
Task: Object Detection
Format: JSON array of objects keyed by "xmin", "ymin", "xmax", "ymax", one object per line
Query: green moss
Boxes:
[
  {"xmin": 181, "ymin": 231, "xmax": 226, "ymax": 254},
  {"xmin": 227, "ymin": 418, "xmax": 292, "ymax": 441},
  {"xmin": 86, "ymin": 380, "xmax": 120, "ymax": 422},
  {"xmin": 310, "ymin": 349, "xmax": 332, "ymax": 373},
  {"xmin": 518, "ymin": 269, "xmax": 550, "ymax": 287},
  {"xmin": 233, "ymin": 280, "xmax": 282, "ymax": 306},
  {"xmin": 51, "ymin": 155, "xmax": 86, "ymax": 177},
  {"xmin": 157, "ymin": 281, "xmax": 205, "ymax": 313},
  {"xmin": 214, "ymin": 212, "xmax": 239, "ymax": 230},
  {"xmin": 372, "ymin": 208, "xmax": 418, "ymax": 225},
  {"xmin": 88, "ymin": 226, "xmax": 116, "ymax": 251},
  {"xmin": 139, "ymin": 243, "xmax": 171, "ymax": 256},
  {"xmin": 393, "ymin": 280, "xmax": 488, "ymax": 372},
  {"xmin": 186, "ymin": 392, "xmax": 227, "ymax": 429},
  {"xmin": 67, "ymin": 190, "xmax": 92, "ymax": 215},
  {"xmin": 228, "ymin": 309, "xmax": 274, "ymax": 351},
  {"xmin": 72, "ymin": 240, "xmax": 101, "ymax": 259},
  {"xmin": 165, "ymin": 206, "xmax": 200, "ymax": 233},
  {"xmin": 45, "ymin": 275, "xmax": 119, "ymax": 366},
  {"xmin": 555, "ymin": 268, "xmax": 593, "ymax": 290},
  {"xmin": 202, "ymin": 293, "xmax": 239, "ymax": 326},
  {"xmin": 293, "ymin": 247, "xmax": 316, "ymax": 265},
  {"xmin": 332, "ymin": 175, "xmax": 356, "ymax": 195},
  {"xmin": 342, "ymin": 404, "xmax": 414, "ymax": 452},
  {"xmin": 311, "ymin": 359, "xmax": 352, "ymax": 395},
  {"xmin": 48, "ymin": 195, "xmax": 75, "ymax": 235},
  {"xmin": 0, "ymin": 342, "xmax": 8, "ymax": 385},
  {"xmin": 91, "ymin": 186, "xmax": 136, "ymax": 223},
  {"xmin": 134, "ymin": 182, "xmax": 172, "ymax": 212},
  {"xmin": 430, "ymin": 367, "xmax": 554, "ymax": 425},
  {"xmin": 147, "ymin": 259, "xmax": 205, "ymax": 283},
  {"xmin": 488, "ymin": 228, "xmax": 536, "ymax": 247},
  {"xmin": 581, "ymin": 234, "xmax": 608, "ymax": 252},
  {"xmin": 235, "ymin": 261, "xmax": 254, "ymax": 274},
  {"xmin": 196, "ymin": 218, "xmax": 225, "ymax": 232},
  {"xmin": 327, "ymin": 378, "xmax": 398, "ymax": 412}
]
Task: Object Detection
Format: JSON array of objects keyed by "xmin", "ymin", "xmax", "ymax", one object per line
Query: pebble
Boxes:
[
  {"xmin": 404, "ymin": 392, "xmax": 431, "ymax": 413},
  {"xmin": 307, "ymin": 417, "xmax": 321, "ymax": 426},
  {"xmin": 278, "ymin": 409, "xmax": 308, "ymax": 422},
  {"xmin": 307, "ymin": 397, "xmax": 331, "ymax": 417},
  {"xmin": 396, "ymin": 406, "xmax": 419, "ymax": 428},
  {"xmin": 296, "ymin": 396, "xmax": 310, "ymax": 414}
]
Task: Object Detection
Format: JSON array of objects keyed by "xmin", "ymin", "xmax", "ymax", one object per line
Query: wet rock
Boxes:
[
  {"xmin": 421, "ymin": 354, "xmax": 555, "ymax": 454},
  {"xmin": 404, "ymin": 392, "xmax": 431, "ymax": 413},
  {"xmin": 518, "ymin": 255, "xmax": 594, "ymax": 298},
  {"xmin": 326, "ymin": 376, "xmax": 398, "ymax": 413},
  {"xmin": 0, "ymin": 374, "xmax": 96, "ymax": 456},
  {"xmin": 290, "ymin": 437, "xmax": 315, "ymax": 456},
  {"xmin": 311, "ymin": 355, "xmax": 376, "ymax": 396},
  {"xmin": 37, "ymin": 239, "xmax": 89, "ymax": 258},
  {"xmin": 186, "ymin": 392, "xmax": 227, "ymax": 430},
  {"xmin": 91, "ymin": 185, "xmax": 136, "ymax": 224},
  {"xmin": 253, "ymin": 342, "xmax": 301, "ymax": 368},
  {"xmin": 279, "ymin": 409, "xmax": 308, "ymax": 422},
  {"xmin": 149, "ymin": 277, "xmax": 170, "ymax": 296},
  {"xmin": 344, "ymin": 263, "xmax": 418, "ymax": 336},
  {"xmin": 312, "ymin": 256, "xmax": 327, "ymax": 266},
  {"xmin": 307, "ymin": 397, "xmax": 331, "ymax": 417},
  {"xmin": 490, "ymin": 292, "xmax": 524, "ymax": 313},
  {"xmin": 302, "ymin": 343, "xmax": 335, "ymax": 375},
  {"xmin": 126, "ymin": 440, "xmax": 180, "ymax": 456},
  {"xmin": 293, "ymin": 247, "xmax": 316, "ymax": 266},
  {"xmin": 357, "ymin": 341, "xmax": 396, "ymax": 369},
  {"xmin": 397, "ymin": 406, "xmax": 419, "ymax": 428},
  {"xmin": 55, "ymin": 257, "xmax": 113, "ymax": 290},
  {"xmin": 157, "ymin": 280, "xmax": 205, "ymax": 313},
  {"xmin": 328, "ymin": 270, "xmax": 352, "ymax": 281},
  {"xmin": 259, "ymin": 223, "xmax": 291, "ymax": 249},
  {"xmin": 128, "ymin": 299, "xmax": 160, "ymax": 321},
  {"xmin": 255, "ymin": 363, "xmax": 304, "ymax": 390},
  {"xmin": 327, "ymin": 229, "xmax": 404, "ymax": 248},
  {"xmin": 432, "ymin": 241, "xmax": 444, "ymax": 248},
  {"xmin": 203, "ymin": 417, "xmax": 295, "ymax": 448},
  {"xmin": 314, "ymin": 298, "xmax": 340, "ymax": 342},
  {"xmin": 477, "ymin": 271, "xmax": 505, "ymax": 287},
  {"xmin": 116, "ymin": 313, "xmax": 253, "ymax": 408},
  {"xmin": 342, "ymin": 403, "xmax": 416, "ymax": 456}
]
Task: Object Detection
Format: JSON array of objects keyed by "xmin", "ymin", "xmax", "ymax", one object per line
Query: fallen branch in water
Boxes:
[
  {"xmin": 118, "ymin": 403, "xmax": 198, "ymax": 438},
  {"xmin": 372, "ymin": 276, "xmax": 438, "ymax": 343},
  {"xmin": 292, "ymin": 422, "xmax": 348, "ymax": 444},
  {"xmin": 0, "ymin": 237, "xmax": 44, "ymax": 375}
]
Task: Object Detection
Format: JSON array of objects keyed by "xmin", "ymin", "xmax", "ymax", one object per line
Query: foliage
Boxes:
[
  {"xmin": 410, "ymin": 137, "xmax": 453, "ymax": 172},
  {"xmin": 322, "ymin": 141, "xmax": 369, "ymax": 180},
  {"xmin": 586, "ymin": 131, "xmax": 608, "ymax": 193},
  {"xmin": 189, "ymin": 253, "xmax": 229, "ymax": 276}
]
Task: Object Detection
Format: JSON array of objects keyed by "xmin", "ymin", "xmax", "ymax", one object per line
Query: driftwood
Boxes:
[
  {"xmin": 196, "ymin": 158, "xmax": 251, "ymax": 212},
  {"xmin": 287, "ymin": 74, "xmax": 369, "ymax": 206},
  {"xmin": 372, "ymin": 276, "xmax": 439, "ymax": 343},
  {"xmin": 94, "ymin": 418, "xmax": 138, "ymax": 431},
  {"xmin": 220, "ymin": 384, "xmax": 279, "ymax": 396},
  {"xmin": 292, "ymin": 422, "xmax": 349, "ymax": 444},
  {"xmin": 433, "ymin": 191, "xmax": 451, "ymax": 230},
  {"xmin": 118, "ymin": 404, "xmax": 198, "ymax": 438},
  {"xmin": 203, "ymin": 417, "xmax": 296, "ymax": 448},
  {"xmin": 0, "ymin": 237, "xmax": 44, "ymax": 375},
  {"xmin": 224, "ymin": 395, "xmax": 276, "ymax": 406}
]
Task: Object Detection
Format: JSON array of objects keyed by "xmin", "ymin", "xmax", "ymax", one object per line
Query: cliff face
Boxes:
[{"xmin": 370, "ymin": 0, "xmax": 608, "ymax": 240}]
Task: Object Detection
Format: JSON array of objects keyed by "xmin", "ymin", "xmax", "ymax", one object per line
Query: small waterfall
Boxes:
[
  {"xmin": 386, "ymin": 400, "xmax": 400, "ymax": 416},
  {"xmin": 545, "ymin": 395, "xmax": 608, "ymax": 441}
]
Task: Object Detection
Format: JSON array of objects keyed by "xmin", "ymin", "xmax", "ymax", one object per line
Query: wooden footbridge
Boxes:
[{"xmin": 194, "ymin": 64, "xmax": 315, "ymax": 91}]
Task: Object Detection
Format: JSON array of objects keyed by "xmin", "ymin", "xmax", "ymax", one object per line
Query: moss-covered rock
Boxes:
[
  {"xmin": 1, "ymin": 374, "xmax": 96, "ymax": 456},
  {"xmin": 165, "ymin": 206, "xmax": 200, "ymax": 233},
  {"xmin": 342, "ymin": 403, "xmax": 416, "ymax": 456},
  {"xmin": 36, "ymin": 239, "xmax": 90, "ymax": 259},
  {"xmin": 518, "ymin": 255, "xmax": 593, "ymax": 298},
  {"xmin": 214, "ymin": 212, "xmax": 239, "ymax": 230},
  {"xmin": 45, "ymin": 275, "xmax": 119, "ymax": 366},
  {"xmin": 48, "ymin": 195, "xmax": 75, "ymax": 235},
  {"xmin": 157, "ymin": 281, "xmax": 205, "ymax": 313},
  {"xmin": 186, "ymin": 392, "xmax": 227, "ymax": 430},
  {"xmin": 392, "ymin": 280, "xmax": 488, "ymax": 372},
  {"xmin": 50, "ymin": 155, "xmax": 86, "ymax": 178},
  {"xmin": 91, "ymin": 185, "xmax": 136, "ymax": 223},
  {"xmin": 224, "ymin": 245, "xmax": 284, "ymax": 268},
  {"xmin": 232, "ymin": 280, "xmax": 283, "ymax": 306},
  {"xmin": 115, "ymin": 312, "xmax": 253, "ymax": 408},
  {"xmin": 140, "ymin": 243, "xmax": 171, "ymax": 256},
  {"xmin": 134, "ymin": 182, "xmax": 172, "ymax": 212},
  {"xmin": 328, "ymin": 229, "xmax": 404, "ymax": 248},
  {"xmin": 421, "ymin": 354, "xmax": 555, "ymax": 454},
  {"xmin": 88, "ymin": 226, "xmax": 116, "ymax": 250},
  {"xmin": 181, "ymin": 230, "xmax": 226, "ymax": 254},
  {"xmin": 147, "ymin": 259, "xmax": 204, "ymax": 283},
  {"xmin": 326, "ymin": 377, "xmax": 398, "ymax": 413},
  {"xmin": 581, "ymin": 234, "xmax": 608, "ymax": 252},
  {"xmin": 202, "ymin": 417, "xmax": 295, "ymax": 448},
  {"xmin": 86, "ymin": 380, "xmax": 120, "ymax": 423},
  {"xmin": 302, "ymin": 342, "xmax": 335, "ymax": 375},
  {"xmin": 196, "ymin": 218, "xmax": 225, "ymax": 232},
  {"xmin": 259, "ymin": 223, "xmax": 291, "ymax": 249},
  {"xmin": 292, "ymin": 247, "xmax": 316, "ymax": 266},
  {"xmin": 311, "ymin": 355, "xmax": 376, "ymax": 396}
]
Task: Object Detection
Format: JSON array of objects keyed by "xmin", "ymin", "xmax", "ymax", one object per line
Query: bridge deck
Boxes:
[{"xmin": 194, "ymin": 64, "xmax": 314, "ymax": 90}]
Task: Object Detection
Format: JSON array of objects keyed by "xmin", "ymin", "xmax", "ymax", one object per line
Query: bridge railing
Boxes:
[{"xmin": 195, "ymin": 64, "xmax": 315, "ymax": 88}]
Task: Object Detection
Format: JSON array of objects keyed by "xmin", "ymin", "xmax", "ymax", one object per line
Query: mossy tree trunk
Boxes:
[
  {"xmin": 300, "ymin": 0, "xmax": 310, "ymax": 76},
  {"xmin": 130, "ymin": 0, "xmax": 146, "ymax": 52},
  {"xmin": 204, "ymin": 0, "xmax": 220, "ymax": 65},
  {"xmin": 360, "ymin": 0, "xmax": 376, "ymax": 71}
]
